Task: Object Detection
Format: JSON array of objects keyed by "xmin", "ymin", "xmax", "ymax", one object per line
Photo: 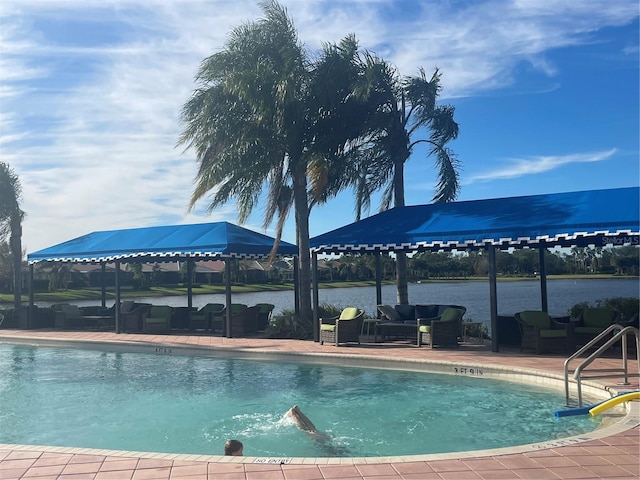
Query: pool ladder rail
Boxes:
[{"xmin": 564, "ymin": 323, "xmax": 639, "ymax": 407}]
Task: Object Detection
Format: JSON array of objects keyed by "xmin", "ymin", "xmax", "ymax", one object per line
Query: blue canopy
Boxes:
[
  {"xmin": 28, "ymin": 221, "xmax": 298, "ymax": 264},
  {"xmin": 311, "ymin": 187, "xmax": 640, "ymax": 253}
]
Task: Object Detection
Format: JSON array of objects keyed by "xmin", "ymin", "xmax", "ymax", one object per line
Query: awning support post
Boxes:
[
  {"xmin": 489, "ymin": 245, "xmax": 499, "ymax": 352},
  {"xmin": 312, "ymin": 252, "xmax": 319, "ymax": 342},
  {"xmin": 115, "ymin": 260, "xmax": 121, "ymax": 334},
  {"xmin": 225, "ymin": 258, "xmax": 232, "ymax": 338},
  {"xmin": 539, "ymin": 243, "xmax": 548, "ymax": 313}
]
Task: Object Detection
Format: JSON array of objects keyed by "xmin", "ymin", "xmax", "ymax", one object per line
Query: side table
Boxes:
[{"xmin": 361, "ymin": 318, "xmax": 380, "ymax": 342}]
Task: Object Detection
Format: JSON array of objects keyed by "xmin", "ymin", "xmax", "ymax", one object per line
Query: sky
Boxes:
[{"xmin": 1, "ymin": 0, "xmax": 638, "ymax": 254}]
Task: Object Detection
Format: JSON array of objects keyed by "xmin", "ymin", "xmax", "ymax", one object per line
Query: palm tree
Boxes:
[
  {"xmin": 343, "ymin": 58, "xmax": 461, "ymax": 304},
  {"xmin": 178, "ymin": 1, "xmax": 374, "ymax": 323},
  {"xmin": 0, "ymin": 162, "xmax": 25, "ymax": 312}
]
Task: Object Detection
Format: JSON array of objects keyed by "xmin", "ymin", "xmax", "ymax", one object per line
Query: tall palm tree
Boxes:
[
  {"xmin": 345, "ymin": 58, "xmax": 461, "ymax": 304},
  {"xmin": 178, "ymin": 1, "xmax": 373, "ymax": 323},
  {"xmin": 0, "ymin": 161, "xmax": 25, "ymax": 312}
]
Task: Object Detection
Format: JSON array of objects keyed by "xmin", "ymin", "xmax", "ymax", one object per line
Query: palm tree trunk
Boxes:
[
  {"xmin": 292, "ymin": 165, "xmax": 313, "ymax": 324},
  {"xmin": 393, "ymin": 157, "xmax": 409, "ymax": 304}
]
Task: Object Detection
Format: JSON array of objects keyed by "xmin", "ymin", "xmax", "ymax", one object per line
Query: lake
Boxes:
[{"xmin": 66, "ymin": 278, "xmax": 638, "ymax": 330}]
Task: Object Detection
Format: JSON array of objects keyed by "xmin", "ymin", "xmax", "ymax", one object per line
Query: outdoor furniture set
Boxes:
[
  {"xmin": 377, "ymin": 303, "xmax": 467, "ymax": 348},
  {"xmin": 319, "ymin": 304, "xmax": 467, "ymax": 348},
  {"xmin": 52, "ymin": 303, "xmax": 116, "ymax": 330},
  {"xmin": 514, "ymin": 307, "xmax": 624, "ymax": 354},
  {"xmin": 48, "ymin": 300, "xmax": 275, "ymax": 337}
]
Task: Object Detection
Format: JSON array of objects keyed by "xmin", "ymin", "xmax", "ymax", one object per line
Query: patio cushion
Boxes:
[
  {"xmin": 574, "ymin": 326, "xmax": 605, "ymax": 335},
  {"xmin": 415, "ymin": 304, "xmax": 439, "ymax": 319},
  {"xmin": 418, "ymin": 325, "xmax": 431, "ymax": 333},
  {"xmin": 60, "ymin": 305, "xmax": 82, "ymax": 318},
  {"xmin": 121, "ymin": 301, "xmax": 135, "ymax": 313},
  {"xmin": 320, "ymin": 324, "xmax": 336, "ymax": 332},
  {"xmin": 378, "ymin": 305, "xmax": 402, "ymax": 322},
  {"xmin": 539, "ymin": 329, "xmax": 568, "ymax": 338},
  {"xmin": 339, "ymin": 307, "xmax": 359, "ymax": 320},
  {"xmin": 394, "ymin": 304, "xmax": 415, "ymax": 321},
  {"xmin": 145, "ymin": 318, "xmax": 167, "ymax": 324},
  {"xmin": 582, "ymin": 308, "xmax": 615, "ymax": 328},
  {"xmin": 440, "ymin": 308, "xmax": 461, "ymax": 322},
  {"xmin": 519, "ymin": 311, "xmax": 551, "ymax": 330}
]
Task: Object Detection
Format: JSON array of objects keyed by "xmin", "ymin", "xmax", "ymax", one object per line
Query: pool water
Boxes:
[{"xmin": 0, "ymin": 344, "xmax": 600, "ymax": 458}]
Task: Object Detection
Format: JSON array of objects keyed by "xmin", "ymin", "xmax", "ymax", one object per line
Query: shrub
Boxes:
[
  {"xmin": 264, "ymin": 303, "xmax": 351, "ymax": 339},
  {"xmin": 463, "ymin": 317, "xmax": 490, "ymax": 340},
  {"xmin": 266, "ymin": 309, "xmax": 313, "ymax": 339},
  {"xmin": 568, "ymin": 301, "xmax": 591, "ymax": 319}
]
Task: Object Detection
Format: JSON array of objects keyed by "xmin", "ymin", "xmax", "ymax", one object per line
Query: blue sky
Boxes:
[{"xmin": 1, "ymin": 0, "xmax": 638, "ymax": 253}]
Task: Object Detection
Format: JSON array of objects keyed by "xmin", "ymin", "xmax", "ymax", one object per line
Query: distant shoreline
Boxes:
[{"xmin": 3, "ymin": 274, "xmax": 637, "ymax": 304}]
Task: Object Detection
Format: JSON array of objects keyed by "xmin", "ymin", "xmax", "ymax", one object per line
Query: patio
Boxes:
[{"xmin": 0, "ymin": 329, "xmax": 637, "ymax": 480}]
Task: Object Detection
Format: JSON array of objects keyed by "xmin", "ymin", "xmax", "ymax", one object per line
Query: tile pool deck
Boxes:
[{"xmin": 0, "ymin": 329, "xmax": 638, "ymax": 480}]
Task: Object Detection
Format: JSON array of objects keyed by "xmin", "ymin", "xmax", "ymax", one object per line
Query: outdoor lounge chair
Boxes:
[
  {"xmin": 190, "ymin": 303, "xmax": 225, "ymax": 331},
  {"xmin": 143, "ymin": 305, "xmax": 173, "ymax": 334},
  {"xmin": 230, "ymin": 305, "xmax": 261, "ymax": 336},
  {"xmin": 573, "ymin": 307, "xmax": 620, "ymax": 347},
  {"xmin": 320, "ymin": 307, "xmax": 365, "ymax": 346},
  {"xmin": 515, "ymin": 310, "xmax": 575, "ymax": 354},
  {"xmin": 120, "ymin": 302, "xmax": 152, "ymax": 332},
  {"xmin": 52, "ymin": 304, "xmax": 84, "ymax": 329},
  {"xmin": 214, "ymin": 303, "xmax": 249, "ymax": 335},
  {"xmin": 417, "ymin": 307, "xmax": 466, "ymax": 348},
  {"xmin": 255, "ymin": 303, "xmax": 275, "ymax": 330}
]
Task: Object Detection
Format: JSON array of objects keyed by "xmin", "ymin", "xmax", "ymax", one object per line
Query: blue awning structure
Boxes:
[
  {"xmin": 311, "ymin": 187, "xmax": 640, "ymax": 253},
  {"xmin": 28, "ymin": 221, "xmax": 298, "ymax": 264}
]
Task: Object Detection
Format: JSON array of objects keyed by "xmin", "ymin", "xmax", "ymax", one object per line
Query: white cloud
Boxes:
[
  {"xmin": 0, "ymin": 0, "xmax": 637, "ymax": 251},
  {"xmin": 465, "ymin": 149, "xmax": 618, "ymax": 183}
]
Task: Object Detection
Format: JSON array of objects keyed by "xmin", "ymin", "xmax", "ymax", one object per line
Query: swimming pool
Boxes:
[{"xmin": 0, "ymin": 342, "xmax": 602, "ymax": 458}]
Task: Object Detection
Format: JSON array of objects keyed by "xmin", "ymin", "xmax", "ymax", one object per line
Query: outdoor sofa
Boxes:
[{"xmin": 377, "ymin": 304, "xmax": 466, "ymax": 346}]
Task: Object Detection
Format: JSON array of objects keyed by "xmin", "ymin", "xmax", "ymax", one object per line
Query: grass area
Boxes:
[
  {"xmin": 1, "ymin": 274, "xmax": 634, "ymax": 304},
  {"xmin": 1, "ymin": 283, "xmax": 296, "ymax": 303}
]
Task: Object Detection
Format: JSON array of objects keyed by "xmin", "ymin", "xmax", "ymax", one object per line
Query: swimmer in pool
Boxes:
[
  {"xmin": 284, "ymin": 405, "xmax": 350, "ymax": 456},
  {"xmin": 285, "ymin": 405, "xmax": 329, "ymax": 441},
  {"xmin": 224, "ymin": 439, "xmax": 243, "ymax": 456}
]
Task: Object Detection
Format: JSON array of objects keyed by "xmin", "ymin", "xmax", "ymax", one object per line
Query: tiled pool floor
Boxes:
[{"xmin": 0, "ymin": 329, "xmax": 638, "ymax": 480}]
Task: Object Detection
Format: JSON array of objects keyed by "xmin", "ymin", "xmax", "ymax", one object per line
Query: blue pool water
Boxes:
[{"xmin": 0, "ymin": 343, "xmax": 601, "ymax": 458}]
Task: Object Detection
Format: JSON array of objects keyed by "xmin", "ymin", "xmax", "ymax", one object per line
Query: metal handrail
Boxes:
[{"xmin": 564, "ymin": 323, "xmax": 639, "ymax": 406}]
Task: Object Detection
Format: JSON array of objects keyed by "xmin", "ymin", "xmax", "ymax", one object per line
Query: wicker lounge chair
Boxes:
[
  {"xmin": 515, "ymin": 310, "xmax": 575, "ymax": 354},
  {"xmin": 320, "ymin": 307, "xmax": 365, "ymax": 346},
  {"xmin": 417, "ymin": 307, "xmax": 466, "ymax": 348},
  {"xmin": 573, "ymin": 307, "xmax": 620, "ymax": 347},
  {"xmin": 143, "ymin": 305, "xmax": 173, "ymax": 334},
  {"xmin": 255, "ymin": 303, "xmax": 275, "ymax": 330},
  {"xmin": 120, "ymin": 302, "xmax": 152, "ymax": 332},
  {"xmin": 214, "ymin": 304, "xmax": 249, "ymax": 335},
  {"xmin": 230, "ymin": 305, "xmax": 261, "ymax": 336},
  {"xmin": 52, "ymin": 304, "xmax": 84, "ymax": 329},
  {"xmin": 190, "ymin": 303, "xmax": 225, "ymax": 331}
]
